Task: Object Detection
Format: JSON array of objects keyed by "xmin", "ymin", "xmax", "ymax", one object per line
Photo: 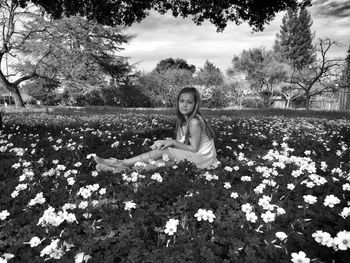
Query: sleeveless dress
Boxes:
[{"xmin": 167, "ymin": 124, "xmax": 219, "ymax": 169}]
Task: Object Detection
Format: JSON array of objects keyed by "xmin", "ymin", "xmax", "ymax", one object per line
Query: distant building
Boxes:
[
  {"xmin": 0, "ymin": 90, "xmax": 15, "ymax": 106},
  {"xmin": 339, "ymin": 87, "xmax": 350, "ymax": 111}
]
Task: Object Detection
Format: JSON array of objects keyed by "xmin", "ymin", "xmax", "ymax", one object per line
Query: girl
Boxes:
[{"xmin": 94, "ymin": 87, "xmax": 219, "ymax": 172}]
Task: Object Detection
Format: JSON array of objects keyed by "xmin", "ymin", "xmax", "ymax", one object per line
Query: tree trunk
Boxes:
[
  {"xmin": 7, "ymin": 84, "xmax": 25, "ymax": 107},
  {"xmin": 286, "ymin": 99, "xmax": 291, "ymax": 109},
  {"xmin": 305, "ymin": 93, "xmax": 310, "ymax": 110},
  {"xmin": 0, "ymin": 72, "xmax": 25, "ymax": 107}
]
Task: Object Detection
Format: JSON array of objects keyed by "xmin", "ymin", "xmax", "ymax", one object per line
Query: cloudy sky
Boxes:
[{"xmin": 120, "ymin": 0, "xmax": 350, "ymax": 74}]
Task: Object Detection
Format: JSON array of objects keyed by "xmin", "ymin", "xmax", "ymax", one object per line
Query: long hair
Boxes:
[{"xmin": 175, "ymin": 87, "xmax": 215, "ymax": 144}]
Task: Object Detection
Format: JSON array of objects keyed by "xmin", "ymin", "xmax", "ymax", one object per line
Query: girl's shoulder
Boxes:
[
  {"xmin": 188, "ymin": 117, "xmax": 202, "ymax": 131},
  {"xmin": 193, "ymin": 113, "xmax": 205, "ymax": 121}
]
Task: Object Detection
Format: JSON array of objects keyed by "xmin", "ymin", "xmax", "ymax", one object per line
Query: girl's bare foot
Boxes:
[
  {"xmin": 94, "ymin": 156, "xmax": 107, "ymax": 165},
  {"xmin": 94, "ymin": 156, "xmax": 122, "ymax": 166},
  {"xmin": 96, "ymin": 163, "xmax": 129, "ymax": 173}
]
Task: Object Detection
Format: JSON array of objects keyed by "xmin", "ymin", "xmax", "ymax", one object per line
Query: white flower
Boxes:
[
  {"xmin": 162, "ymin": 154, "xmax": 169, "ymax": 162},
  {"xmin": 241, "ymin": 176, "xmax": 252, "ymax": 182},
  {"xmin": 99, "ymin": 188, "xmax": 106, "ymax": 195},
  {"xmin": 312, "ymin": 230, "xmax": 332, "ymax": 246},
  {"xmin": 151, "ymin": 172, "xmax": 163, "ymax": 183},
  {"xmin": 202, "ymin": 171, "xmax": 219, "ymax": 181},
  {"xmin": 64, "ymin": 170, "xmax": 72, "ymax": 178},
  {"xmin": 0, "ymin": 210, "xmax": 10, "ymax": 220},
  {"xmin": 12, "ymin": 163, "xmax": 21, "ymax": 169},
  {"xmin": 19, "ymin": 174, "xmax": 26, "ymax": 181},
  {"xmin": 224, "ymin": 182, "xmax": 232, "ymax": 189},
  {"xmin": 247, "ymin": 161, "xmax": 254, "ymax": 166},
  {"xmin": 83, "ymin": 213, "xmax": 92, "ymax": 219},
  {"xmin": 77, "ymin": 187, "xmax": 92, "ymax": 199},
  {"xmin": 194, "ymin": 209, "xmax": 216, "ymax": 223},
  {"xmin": 275, "ymin": 232, "xmax": 287, "ymax": 241},
  {"xmin": 86, "ymin": 153, "xmax": 96, "ymax": 160},
  {"xmin": 2, "ymin": 253, "xmax": 14, "ymax": 261},
  {"xmin": 91, "ymin": 171, "xmax": 98, "ymax": 177},
  {"xmin": 304, "ymin": 150, "xmax": 311, "ymax": 156},
  {"xmin": 245, "ymin": 212, "xmax": 258, "ymax": 223},
  {"xmin": 254, "ymin": 183, "xmax": 266, "ymax": 194},
  {"xmin": 241, "ymin": 203, "xmax": 253, "ymax": 213},
  {"xmin": 334, "ymin": 231, "xmax": 350, "ymax": 250},
  {"xmin": 26, "ymin": 236, "xmax": 42, "ymax": 247},
  {"xmin": 340, "ymin": 207, "xmax": 350, "ymax": 219},
  {"xmin": 224, "ymin": 166, "xmax": 233, "ymax": 172},
  {"xmin": 233, "ymin": 166, "xmax": 240, "ymax": 171},
  {"xmin": 67, "ymin": 177, "xmax": 75, "ymax": 186},
  {"xmin": 124, "ymin": 201, "xmax": 136, "ymax": 211},
  {"xmin": 230, "ymin": 192, "xmax": 239, "ymax": 199},
  {"xmin": 62, "ymin": 203, "xmax": 77, "ymax": 211},
  {"xmin": 75, "ymin": 252, "xmax": 92, "ymax": 263},
  {"xmin": 11, "ymin": 190, "xmax": 19, "ymax": 198},
  {"xmin": 194, "ymin": 209, "xmax": 206, "ymax": 221},
  {"xmin": 287, "ymin": 183, "xmax": 295, "ymax": 190},
  {"xmin": 74, "ymin": 162, "xmax": 82, "ymax": 167},
  {"xmin": 343, "ymin": 183, "xmax": 350, "ymax": 191},
  {"xmin": 323, "ymin": 195, "xmax": 341, "ymax": 208},
  {"xmin": 291, "ymin": 251, "xmax": 310, "ymax": 263},
  {"xmin": 164, "ymin": 218, "xmax": 179, "ymax": 236},
  {"xmin": 205, "ymin": 210, "xmax": 216, "ymax": 223},
  {"xmin": 79, "ymin": 201, "xmax": 88, "ymax": 209},
  {"xmin": 40, "ymin": 239, "xmax": 64, "ymax": 259},
  {"xmin": 261, "ymin": 211, "xmax": 276, "ymax": 223},
  {"xmin": 56, "ymin": 164, "xmax": 66, "ymax": 171},
  {"xmin": 258, "ymin": 195, "xmax": 271, "ymax": 210},
  {"xmin": 28, "ymin": 192, "xmax": 46, "ymax": 207},
  {"xmin": 320, "ymin": 161, "xmax": 327, "ymax": 171},
  {"xmin": 156, "ymin": 162, "xmax": 165, "ymax": 167},
  {"xmin": 276, "ymin": 207, "xmax": 286, "ymax": 215},
  {"xmin": 111, "ymin": 141, "xmax": 120, "ymax": 148},
  {"xmin": 303, "ymin": 195, "xmax": 317, "ymax": 205},
  {"xmin": 37, "ymin": 207, "xmax": 69, "ymax": 227}
]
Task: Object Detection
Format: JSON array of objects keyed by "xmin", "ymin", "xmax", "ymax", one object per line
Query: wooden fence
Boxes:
[{"xmin": 339, "ymin": 88, "xmax": 350, "ymax": 111}]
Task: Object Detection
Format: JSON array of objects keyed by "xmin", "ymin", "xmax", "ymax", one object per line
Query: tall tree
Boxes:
[
  {"xmin": 229, "ymin": 47, "xmax": 289, "ymax": 107},
  {"xmin": 139, "ymin": 68, "xmax": 194, "ymax": 107},
  {"xmin": 342, "ymin": 44, "xmax": 350, "ymax": 90},
  {"xmin": 336, "ymin": 43, "xmax": 350, "ymax": 111},
  {"xmin": 154, "ymin": 58, "xmax": 196, "ymax": 74},
  {"xmin": 288, "ymin": 38, "xmax": 342, "ymax": 109},
  {"xmin": 16, "ymin": 0, "xmax": 311, "ymax": 32},
  {"xmin": 279, "ymin": 83, "xmax": 303, "ymax": 108},
  {"xmin": 41, "ymin": 15, "xmax": 132, "ymax": 101},
  {"xmin": 194, "ymin": 60, "xmax": 225, "ymax": 107},
  {"xmin": 11, "ymin": 14, "xmax": 133, "ymax": 106},
  {"xmin": 275, "ymin": 7, "xmax": 316, "ymax": 70},
  {"xmin": 0, "ymin": 1, "xmax": 49, "ymax": 107},
  {"xmin": 196, "ymin": 60, "xmax": 224, "ymax": 87},
  {"xmin": 225, "ymin": 75, "xmax": 253, "ymax": 108}
]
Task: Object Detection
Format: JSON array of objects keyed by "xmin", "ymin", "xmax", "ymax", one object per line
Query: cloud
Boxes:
[
  {"xmin": 121, "ymin": 11, "xmax": 283, "ymax": 72},
  {"xmin": 312, "ymin": 0, "xmax": 350, "ymax": 18},
  {"xmin": 120, "ymin": 5, "xmax": 349, "ymax": 73}
]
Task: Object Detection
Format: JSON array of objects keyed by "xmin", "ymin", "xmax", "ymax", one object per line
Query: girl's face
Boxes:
[{"xmin": 178, "ymin": 92, "xmax": 195, "ymax": 117}]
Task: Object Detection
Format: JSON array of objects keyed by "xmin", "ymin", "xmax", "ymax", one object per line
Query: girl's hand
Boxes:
[{"xmin": 151, "ymin": 140, "xmax": 174, "ymax": 150}]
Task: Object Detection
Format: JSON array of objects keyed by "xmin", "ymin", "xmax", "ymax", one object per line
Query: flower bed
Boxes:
[{"xmin": 0, "ymin": 112, "xmax": 350, "ymax": 262}]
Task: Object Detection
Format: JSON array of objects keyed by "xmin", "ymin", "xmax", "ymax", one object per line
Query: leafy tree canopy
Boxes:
[
  {"xmin": 274, "ymin": 6, "xmax": 316, "ymax": 69},
  {"xmin": 15, "ymin": 0, "xmax": 311, "ymax": 32},
  {"xmin": 154, "ymin": 58, "xmax": 196, "ymax": 74},
  {"xmin": 343, "ymin": 44, "xmax": 350, "ymax": 89},
  {"xmin": 196, "ymin": 60, "xmax": 224, "ymax": 87}
]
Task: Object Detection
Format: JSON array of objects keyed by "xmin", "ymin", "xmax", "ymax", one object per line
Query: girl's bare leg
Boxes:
[
  {"xmin": 95, "ymin": 149, "xmax": 174, "ymax": 168},
  {"xmin": 136, "ymin": 159, "xmax": 175, "ymax": 172}
]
